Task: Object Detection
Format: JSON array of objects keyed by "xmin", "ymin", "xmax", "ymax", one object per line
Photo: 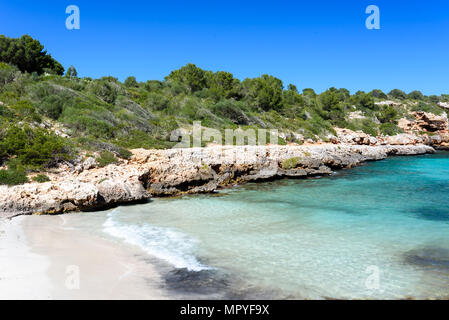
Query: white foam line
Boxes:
[{"xmin": 103, "ymin": 211, "xmax": 209, "ymax": 272}]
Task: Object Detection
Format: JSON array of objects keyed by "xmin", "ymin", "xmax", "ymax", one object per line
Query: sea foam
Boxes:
[{"xmin": 103, "ymin": 211, "xmax": 209, "ymax": 271}]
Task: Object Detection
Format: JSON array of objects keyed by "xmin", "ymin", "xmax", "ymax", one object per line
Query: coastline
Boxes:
[
  {"xmin": 0, "ymin": 144, "xmax": 436, "ymax": 218},
  {"xmin": 1, "ymin": 151, "xmax": 449, "ymax": 300}
]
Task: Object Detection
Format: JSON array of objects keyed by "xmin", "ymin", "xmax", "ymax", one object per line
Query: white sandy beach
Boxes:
[{"xmin": 0, "ymin": 215, "xmax": 171, "ymax": 300}]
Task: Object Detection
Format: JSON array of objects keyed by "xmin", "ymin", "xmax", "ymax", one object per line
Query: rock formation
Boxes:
[{"xmin": 0, "ymin": 144, "xmax": 434, "ymax": 218}]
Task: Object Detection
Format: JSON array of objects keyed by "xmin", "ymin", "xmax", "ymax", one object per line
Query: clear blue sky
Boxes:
[{"xmin": 1, "ymin": 0, "xmax": 448, "ymax": 95}]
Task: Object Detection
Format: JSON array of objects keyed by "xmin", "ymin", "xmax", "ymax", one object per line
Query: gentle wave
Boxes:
[{"xmin": 103, "ymin": 211, "xmax": 209, "ymax": 271}]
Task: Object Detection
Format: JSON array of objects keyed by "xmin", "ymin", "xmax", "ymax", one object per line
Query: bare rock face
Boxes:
[
  {"xmin": 399, "ymin": 112, "xmax": 448, "ymax": 133},
  {"xmin": 96, "ymin": 177, "xmax": 148, "ymax": 204},
  {"xmin": 380, "ymin": 134, "xmax": 423, "ymax": 145},
  {"xmin": 438, "ymin": 102, "xmax": 449, "ymax": 110},
  {"xmin": 0, "ymin": 180, "xmax": 99, "ymax": 217},
  {"xmin": 335, "ymin": 128, "xmax": 377, "ymax": 146},
  {"xmin": 83, "ymin": 157, "xmax": 97, "ymax": 170},
  {"xmin": 412, "ymin": 112, "xmax": 448, "ymax": 132},
  {"xmin": 0, "ymin": 144, "xmax": 435, "ymax": 218}
]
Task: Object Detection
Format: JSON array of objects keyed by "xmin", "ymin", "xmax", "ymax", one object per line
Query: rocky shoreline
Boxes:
[{"xmin": 0, "ymin": 143, "xmax": 435, "ymax": 218}]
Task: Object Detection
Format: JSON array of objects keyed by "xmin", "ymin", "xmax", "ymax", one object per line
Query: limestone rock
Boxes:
[
  {"xmin": 83, "ymin": 157, "xmax": 97, "ymax": 170},
  {"xmin": 0, "ymin": 144, "xmax": 435, "ymax": 218}
]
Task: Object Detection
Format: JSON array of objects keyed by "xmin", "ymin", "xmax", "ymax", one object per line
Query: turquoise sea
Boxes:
[{"xmin": 96, "ymin": 152, "xmax": 449, "ymax": 299}]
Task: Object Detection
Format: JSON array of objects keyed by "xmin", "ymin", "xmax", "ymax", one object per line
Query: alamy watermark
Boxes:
[
  {"xmin": 170, "ymin": 121, "xmax": 279, "ymax": 149},
  {"xmin": 65, "ymin": 265, "xmax": 80, "ymax": 290},
  {"xmin": 66, "ymin": 5, "xmax": 80, "ymax": 30},
  {"xmin": 365, "ymin": 265, "xmax": 382, "ymax": 292},
  {"xmin": 365, "ymin": 5, "xmax": 380, "ymax": 30}
]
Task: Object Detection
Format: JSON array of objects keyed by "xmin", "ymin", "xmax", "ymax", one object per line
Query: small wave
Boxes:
[{"xmin": 103, "ymin": 211, "xmax": 209, "ymax": 271}]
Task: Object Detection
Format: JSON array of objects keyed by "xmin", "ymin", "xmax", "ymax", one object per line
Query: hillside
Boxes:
[{"xmin": 1, "ymin": 35, "xmax": 449, "ymax": 186}]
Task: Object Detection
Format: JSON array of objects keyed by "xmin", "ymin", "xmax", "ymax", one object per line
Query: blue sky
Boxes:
[{"xmin": 1, "ymin": 0, "xmax": 448, "ymax": 95}]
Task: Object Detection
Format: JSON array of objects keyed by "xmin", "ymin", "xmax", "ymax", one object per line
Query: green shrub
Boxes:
[
  {"xmin": 281, "ymin": 157, "xmax": 301, "ymax": 169},
  {"xmin": 388, "ymin": 89, "xmax": 407, "ymax": 100},
  {"xmin": 116, "ymin": 130, "xmax": 176, "ymax": 150},
  {"xmin": 212, "ymin": 100, "xmax": 250, "ymax": 125},
  {"xmin": 97, "ymin": 151, "xmax": 118, "ymax": 167},
  {"xmin": 32, "ymin": 174, "xmax": 50, "ymax": 183},
  {"xmin": 408, "ymin": 90, "xmax": 424, "ymax": 100},
  {"xmin": 38, "ymin": 95, "xmax": 65, "ymax": 119},
  {"xmin": 0, "ymin": 125, "xmax": 72, "ymax": 168},
  {"xmin": 410, "ymin": 102, "xmax": 443, "ymax": 115},
  {"xmin": 124, "ymin": 76, "xmax": 138, "ymax": 88},
  {"xmin": 89, "ymin": 80, "xmax": 119, "ymax": 104},
  {"xmin": 377, "ymin": 105, "xmax": 399, "ymax": 123},
  {"xmin": 11, "ymin": 100, "xmax": 41, "ymax": 122},
  {"xmin": 380, "ymin": 123, "xmax": 403, "ymax": 136},
  {"xmin": 346, "ymin": 119, "xmax": 378, "ymax": 137},
  {"xmin": 0, "ymin": 161, "xmax": 28, "ymax": 186}
]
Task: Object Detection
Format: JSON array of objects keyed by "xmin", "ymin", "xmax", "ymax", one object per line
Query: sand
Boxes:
[{"xmin": 0, "ymin": 215, "xmax": 171, "ymax": 300}]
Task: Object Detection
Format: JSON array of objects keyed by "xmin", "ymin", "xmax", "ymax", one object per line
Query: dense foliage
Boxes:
[{"xmin": 0, "ymin": 35, "xmax": 64, "ymax": 75}]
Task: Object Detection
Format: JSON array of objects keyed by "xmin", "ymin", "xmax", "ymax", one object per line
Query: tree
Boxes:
[
  {"xmin": 377, "ymin": 105, "xmax": 398, "ymax": 123},
  {"xmin": 408, "ymin": 90, "xmax": 424, "ymax": 100},
  {"xmin": 65, "ymin": 65, "xmax": 78, "ymax": 78},
  {"xmin": 388, "ymin": 89, "xmax": 407, "ymax": 100},
  {"xmin": 319, "ymin": 88, "xmax": 345, "ymax": 122},
  {"xmin": 288, "ymin": 84, "xmax": 298, "ymax": 93},
  {"xmin": 242, "ymin": 74, "xmax": 284, "ymax": 111},
  {"xmin": 302, "ymin": 88, "xmax": 317, "ymax": 98},
  {"xmin": 283, "ymin": 84, "xmax": 303, "ymax": 106},
  {"xmin": 207, "ymin": 71, "xmax": 239, "ymax": 100},
  {"xmin": 369, "ymin": 89, "xmax": 387, "ymax": 99},
  {"xmin": 336, "ymin": 88, "xmax": 350, "ymax": 101},
  {"xmin": 351, "ymin": 91, "xmax": 375, "ymax": 110},
  {"xmin": 165, "ymin": 63, "xmax": 207, "ymax": 92},
  {"xmin": 0, "ymin": 35, "xmax": 64, "ymax": 75},
  {"xmin": 124, "ymin": 76, "xmax": 138, "ymax": 88}
]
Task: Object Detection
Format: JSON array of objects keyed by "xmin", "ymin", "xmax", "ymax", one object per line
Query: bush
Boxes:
[
  {"xmin": 346, "ymin": 119, "xmax": 378, "ymax": 137},
  {"xmin": 369, "ymin": 89, "xmax": 388, "ymax": 99},
  {"xmin": 89, "ymin": 80, "xmax": 119, "ymax": 104},
  {"xmin": 0, "ymin": 125, "xmax": 72, "ymax": 168},
  {"xmin": 212, "ymin": 100, "xmax": 250, "ymax": 125},
  {"xmin": 0, "ymin": 161, "xmax": 28, "ymax": 186},
  {"xmin": 38, "ymin": 95, "xmax": 65, "ymax": 119},
  {"xmin": 380, "ymin": 123, "xmax": 403, "ymax": 136},
  {"xmin": 408, "ymin": 90, "xmax": 424, "ymax": 100},
  {"xmin": 32, "ymin": 174, "xmax": 50, "ymax": 183},
  {"xmin": 11, "ymin": 100, "xmax": 41, "ymax": 122},
  {"xmin": 165, "ymin": 63, "xmax": 207, "ymax": 92},
  {"xmin": 116, "ymin": 130, "xmax": 176, "ymax": 150},
  {"xmin": 388, "ymin": 89, "xmax": 407, "ymax": 100},
  {"xmin": 97, "ymin": 151, "xmax": 118, "ymax": 167},
  {"xmin": 281, "ymin": 157, "xmax": 301, "ymax": 169},
  {"xmin": 410, "ymin": 102, "xmax": 443, "ymax": 115},
  {"xmin": 377, "ymin": 105, "xmax": 398, "ymax": 123},
  {"xmin": 124, "ymin": 76, "xmax": 138, "ymax": 88}
]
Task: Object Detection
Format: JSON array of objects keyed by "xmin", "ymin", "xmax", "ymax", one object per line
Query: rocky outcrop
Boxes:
[
  {"xmin": 399, "ymin": 112, "xmax": 449, "ymax": 133},
  {"xmin": 119, "ymin": 145, "xmax": 435, "ymax": 196},
  {"xmin": 438, "ymin": 102, "xmax": 449, "ymax": 110},
  {"xmin": 334, "ymin": 128, "xmax": 378, "ymax": 146},
  {"xmin": 0, "ymin": 144, "xmax": 435, "ymax": 218}
]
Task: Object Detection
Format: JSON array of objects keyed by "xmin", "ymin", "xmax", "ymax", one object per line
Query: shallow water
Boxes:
[{"xmin": 100, "ymin": 152, "xmax": 449, "ymax": 299}]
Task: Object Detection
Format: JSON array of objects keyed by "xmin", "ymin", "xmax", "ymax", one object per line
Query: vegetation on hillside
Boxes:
[{"xmin": 0, "ymin": 35, "xmax": 448, "ymax": 185}]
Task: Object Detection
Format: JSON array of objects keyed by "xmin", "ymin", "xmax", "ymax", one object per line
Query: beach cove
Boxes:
[{"xmin": 2, "ymin": 151, "xmax": 449, "ymax": 299}]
